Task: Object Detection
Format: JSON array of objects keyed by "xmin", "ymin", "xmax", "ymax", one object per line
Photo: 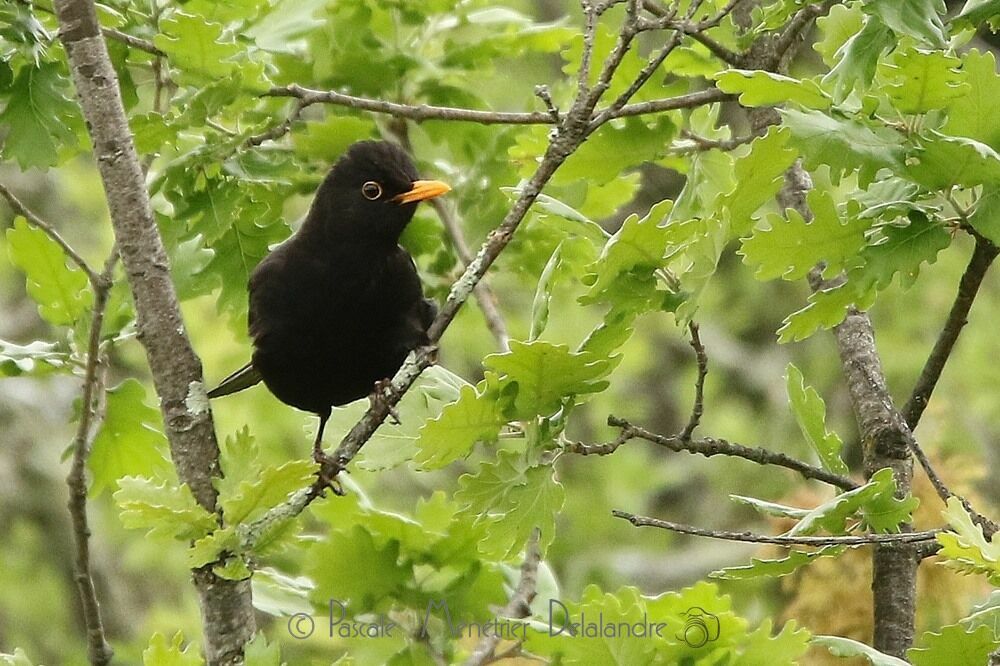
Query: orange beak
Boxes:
[{"xmin": 393, "ymin": 179, "xmax": 451, "ymax": 205}]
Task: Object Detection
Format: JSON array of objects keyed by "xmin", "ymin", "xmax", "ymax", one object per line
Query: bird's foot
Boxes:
[
  {"xmin": 370, "ymin": 378, "xmax": 401, "ymax": 425},
  {"xmin": 312, "ymin": 450, "xmax": 345, "ymax": 496}
]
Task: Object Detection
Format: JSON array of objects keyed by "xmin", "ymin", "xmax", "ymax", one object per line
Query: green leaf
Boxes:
[
  {"xmin": 815, "ymin": 4, "xmax": 865, "ymax": 67},
  {"xmin": 306, "ymin": 525, "xmax": 409, "ymax": 611},
  {"xmin": 525, "ymin": 586, "xmax": 657, "ymax": 664},
  {"xmin": 862, "ymin": 477, "xmax": 920, "ymax": 533},
  {"xmin": 527, "ymin": 193, "xmax": 610, "ymax": 246},
  {"xmin": 720, "ymin": 127, "xmax": 799, "ymax": 236},
  {"xmin": 412, "ymin": 380, "xmax": 505, "ymax": 470},
  {"xmin": 812, "ymin": 635, "xmax": 910, "ymax": 665},
  {"xmin": 908, "ymin": 132, "xmax": 1000, "ymax": 190},
  {"xmin": 860, "ymin": 213, "xmax": 951, "ymax": 290},
  {"xmin": 778, "ymin": 213, "xmax": 948, "ymax": 341},
  {"xmin": 737, "ymin": 619, "xmax": 812, "ymax": 666},
  {"xmin": 220, "ymin": 459, "xmax": 317, "ymax": 525},
  {"xmin": 729, "ymin": 495, "xmax": 811, "ymax": 519},
  {"xmin": 456, "ymin": 451, "xmax": 564, "ymax": 558},
  {"xmin": 6, "ymin": 218, "xmax": 93, "ymax": 326},
  {"xmin": 785, "ymin": 363, "xmax": 850, "ymax": 476},
  {"xmin": 787, "ymin": 468, "xmax": 905, "ymax": 535},
  {"xmin": 530, "ymin": 243, "xmax": 563, "ymax": 341},
  {"xmin": 153, "ymin": 12, "xmax": 242, "ymax": 83},
  {"xmin": 740, "ymin": 190, "xmax": 869, "ymax": 281},
  {"xmin": 944, "ymin": 50, "xmax": 1000, "ymax": 150},
  {"xmin": 908, "ymin": 624, "xmax": 1000, "ymax": 666},
  {"xmin": 970, "ymin": 184, "xmax": 1000, "ymax": 244},
  {"xmin": 188, "ymin": 526, "xmax": 237, "ymax": 568},
  {"xmin": 199, "ymin": 210, "xmax": 291, "ymax": 317},
  {"xmin": 865, "ymin": 0, "xmax": 947, "ymax": 47},
  {"xmin": 936, "ymin": 496, "xmax": 1000, "ymax": 584},
  {"xmin": 778, "ymin": 281, "xmax": 874, "ymax": 343},
  {"xmin": 883, "ymin": 48, "xmax": 969, "ymax": 114},
  {"xmin": 952, "ymin": 0, "xmax": 1000, "ymax": 33},
  {"xmin": 114, "ymin": 476, "xmax": 217, "ymax": 541},
  {"xmin": 290, "ymin": 115, "xmax": 378, "ymax": 161},
  {"xmin": 142, "ymin": 632, "xmax": 204, "ymax": 666},
  {"xmin": 483, "ymin": 340, "xmax": 610, "ymax": 418},
  {"xmin": 0, "ymin": 62, "xmax": 79, "ymax": 169},
  {"xmin": 780, "ymin": 108, "xmax": 904, "ymax": 187},
  {"xmin": 822, "ymin": 15, "xmax": 894, "ymax": 101},
  {"xmin": 244, "ymin": 633, "xmax": 282, "ymax": 666},
  {"xmin": 715, "ymin": 70, "xmax": 831, "ymax": 109},
  {"xmin": 711, "ymin": 546, "xmax": 846, "ymax": 580},
  {"xmin": 0, "ymin": 338, "xmax": 71, "ymax": 377},
  {"xmin": 579, "ymin": 199, "xmax": 676, "ymax": 308},
  {"xmin": 89, "ymin": 379, "xmax": 171, "ymax": 497}
]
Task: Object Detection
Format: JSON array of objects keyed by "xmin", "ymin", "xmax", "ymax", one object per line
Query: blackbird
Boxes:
[{"xmin": 207, "ymin": 140, "xmax": 450, "ymax": 460}]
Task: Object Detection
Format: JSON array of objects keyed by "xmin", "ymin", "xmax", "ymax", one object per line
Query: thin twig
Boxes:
[
  {"xmin": 612, "ymin": 511, "xmax": 941, "ymax": 546},
  {"xmin": 0, "ymin": 182, "xmax": 104, "ymax": 287},
  {"xmin": 680, "ymin": 321, "xmax": 708, "ymax": 440},
  {"xmin": 256, "ymin": 85, "xmax": 729, "ymax": 139},
  {"xmin": 245, "ymin": 100, "xmax": 306, "ymax": 147},
  {"xmin": 771, "ymin": 0, "xmax": 839, "ymax": 64},
  {"xmin": 603, "ymin": 415, "xmax": 860, "ymax": 490},
  {"xmin": 66, "ymin": 251, "xmax": 118, "ymax": 666},
  {"xmin": 534, "ymin": 85, "xmax": 561, "ymax": 123},
  {"xmin": 463, "ymin": 528, "xmax": 541, "ymax": 666},
  {"xmin": 640, "ymin": 0, "xmax": 742, "ymax": 64},
  {"xmin": 671, "ymin": 129, "xmax": 757, "ymax": 154},
  {"xmin": 903, "ymin": 238, "xmax": 999, "ymax": 429},
  {"xmin": 101, "ymin": 26, "xmax": 164, "ymax": 56}
]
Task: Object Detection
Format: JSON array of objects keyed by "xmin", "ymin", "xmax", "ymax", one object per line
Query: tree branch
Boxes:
[
  {"xmin": 586, "ymin": 415, "xmax": 860, "ymax": 490},
  {"xmin": 0, "ymin": 182, "xmax": 103, "ymax": 287},
  {"xmin": 680, "ymin": 321, "xmax": 707, "ymax": 440},
  {"xmin": 612, "ymin": 511, "xmax": 941, "ymax": 547},
  {"xmin": 65, "ymin": 251, "xmax": 117, "ymax": 666},
  {"xmin": 903, "ymin": 237, "xmax": 999, "ymax": 429},
  {"xmin": 256, "ymin": 84, "xmax": 730, "ymax": 144},
  {"xmin": 805, "ymin": 200, "xmax": 917, "ymax": 658},
  {"xmin": 52, "ymin": 1, "xmax": 254, "ymax": 663},
  {"xmin": 463, "ymin": 528, "xmax": 541, "ymax": 666}
]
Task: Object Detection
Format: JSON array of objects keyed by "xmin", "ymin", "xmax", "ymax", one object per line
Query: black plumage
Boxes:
[{"xmin": 208, "ymin": 140, "xmax": 449, "ymax": 458}]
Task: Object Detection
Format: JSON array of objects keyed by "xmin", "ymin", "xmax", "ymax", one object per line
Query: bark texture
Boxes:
[{"xmin": 53, "ymin": 1, "xmax": 256, "ymax": 663}]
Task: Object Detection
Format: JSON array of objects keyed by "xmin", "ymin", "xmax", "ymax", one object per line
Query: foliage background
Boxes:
[{"xmin": 1, "ymin": 0, "xmax": 999, "ymax": 663}]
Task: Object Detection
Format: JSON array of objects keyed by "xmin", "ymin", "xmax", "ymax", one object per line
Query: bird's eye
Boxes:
[{"xmin": 361, "ymin": 181, "xmax": 383, "ymax": 200}]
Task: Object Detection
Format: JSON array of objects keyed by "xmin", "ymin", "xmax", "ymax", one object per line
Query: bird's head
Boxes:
[{"xmin": 308, "ymin": 140, "xmax": 451, "ymax": 245}]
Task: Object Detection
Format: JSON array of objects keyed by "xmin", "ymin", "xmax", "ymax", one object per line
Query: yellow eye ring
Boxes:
[{"xmin": 361, "ymin": 181, "xmax": 382, "ymax": 200}]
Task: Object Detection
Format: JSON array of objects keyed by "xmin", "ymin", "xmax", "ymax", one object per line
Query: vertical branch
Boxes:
[
  {"xmin": 679, "ymin": 321, "xmax": 707, "ymax": 441},
  {"xmin": 829, "ymin": 303, "xmax": 917, "ymax": 657},
  {"xmin": 52, "ymin": 1, "xmax": 256, "ymax": 664},
  {"xmin": 903, "ymin": 237, "xmax": 999, "ymax": 428},
  {"xmin": 66, "ymin": 252, "xmax": 116, "ymax": 666}
]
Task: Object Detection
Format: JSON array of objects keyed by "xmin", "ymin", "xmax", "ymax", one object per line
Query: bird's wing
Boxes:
[{"xmin": 207, "ymin": 362, "xmax": 262, "ymax": 399}]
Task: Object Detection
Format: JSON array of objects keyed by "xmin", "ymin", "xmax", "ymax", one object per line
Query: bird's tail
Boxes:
[{"xmin": 207, "ymin": 362, "xmax": 262, "ymax": 399}]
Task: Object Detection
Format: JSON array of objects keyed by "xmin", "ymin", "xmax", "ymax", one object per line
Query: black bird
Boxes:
[{"xmin": 208, "ymin": 140, "xmax": 450, "ymax": 461}]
